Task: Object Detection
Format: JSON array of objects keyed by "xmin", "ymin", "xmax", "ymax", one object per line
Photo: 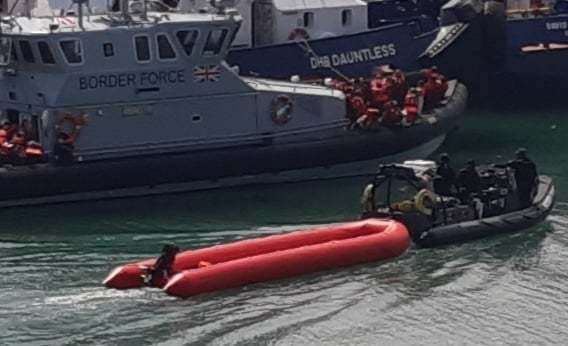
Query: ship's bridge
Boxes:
[{"xmin": 0, "ymin": 9, "xmax": 249, "ymax": 108}]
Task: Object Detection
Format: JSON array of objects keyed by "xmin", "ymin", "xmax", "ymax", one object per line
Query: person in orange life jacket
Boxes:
[
  {"xmin": 356, "ymin": 107, "xmax": 381, "ymax": 129},
  {"xmin": 8, "ymin": 130, "xmax": 27, "ymax": 164},
  {"xmin": 402, "ymin": 88, "xmax": 420, "ymax": 126},
  {"xmin": 348, "ymin": 95, "xmax": 368, "ymax": 122},
  {"xmin": 392, "ymin": 69, "xmax": 408, "ymax": 102},
  {"xmin": 374, "ymin": 64, "xmax": 394, "ymax": 79},
  {"xmin": 381, "ymin": 100, "xmax": 402, "ymax": 125},
  {"xmin": 0, "ymin": 121, "xmax": 9, "ymax": 145},
  {"xmin": 0, "ymin": 122, "xmax": 12, "ymax": 165},
  {"xmin": 423, "ymin": 77, "xmax": 445, "ymax": 110},
  {"xmin": 24, "ymin": 141, "xmax": 44, "ymax": 164}
]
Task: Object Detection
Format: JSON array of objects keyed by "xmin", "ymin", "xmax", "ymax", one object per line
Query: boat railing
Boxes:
[
  {"xmin": 506, "ymin": 6, "xmax": 553, "ymax": 17},
  {"xmin": 74, "ymin": 119, "xmax": 347, "ymax": 160}
]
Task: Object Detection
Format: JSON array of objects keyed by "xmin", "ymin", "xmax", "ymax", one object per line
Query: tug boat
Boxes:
[
  {"xmin": 103, "ymin": 218, "xmax": 410, "ymax": 297},
  {"xmin": 360, "ymin": 159, "xmax": 555, "ymax": 247},
  {"xmin": 0, "ymin": 1, "xmax": 466, "ymax": 207}
]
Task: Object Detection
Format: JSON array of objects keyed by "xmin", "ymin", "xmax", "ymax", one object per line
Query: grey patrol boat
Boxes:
[{"xmin": 0, "ymin": 0, "xmax": 466, "ymax": 207}]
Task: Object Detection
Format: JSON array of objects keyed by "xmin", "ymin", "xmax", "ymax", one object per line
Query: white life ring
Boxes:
[
  {"xmin": 415, "ymin": 189, "xmax": 436, "ymax": 215},
  {"xmin": 271, "ymin": 95, "xmax": 293, "ymax": 125}
]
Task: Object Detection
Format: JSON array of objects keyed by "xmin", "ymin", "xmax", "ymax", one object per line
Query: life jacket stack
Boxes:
[
  {"xmin": 0, "ymin": 122, "xmax": 45, "ymax": 165},
  {"xmin": 328, "ymin": 65, "xmax": 447, "ymax": 130}
]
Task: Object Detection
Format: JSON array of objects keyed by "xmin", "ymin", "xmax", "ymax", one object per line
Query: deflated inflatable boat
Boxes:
[{"xmin": 104, "ymin": 219, "xmax": 410, "ymax": 298}]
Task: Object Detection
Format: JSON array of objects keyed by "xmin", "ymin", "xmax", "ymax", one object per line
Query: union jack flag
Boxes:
[
  {"xmin": 193, "ymin": 65, "xmax": 221, "ymax": 83},
  {"xmin": 57, "ymin": 16, "xmax": 76, "ymax": 27}
]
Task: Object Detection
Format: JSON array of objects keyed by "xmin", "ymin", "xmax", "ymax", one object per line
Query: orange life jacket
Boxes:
[
  {"xmin": 0, "ymin": 129, "xmax": 7, "ymax": 144},
  {"xmin": 404, "ymin": 92, "xmax": 419, "ymax": 123},
  {"xmin": 25, "ymin": 146, "xmax": 44, "ymax": 158},
  {"xmin": 0, "ymin": 141, "xmax": 13, "ymax": 155}
]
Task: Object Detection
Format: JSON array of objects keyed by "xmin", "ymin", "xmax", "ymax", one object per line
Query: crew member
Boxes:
[
  {"xmin": 503, "ymin": 148, "xmax": 538, "ymax": 208},
  {"xmin": 53, "ymin": 132, "xmax": 75, "ymax": 164},
  {"xmin": 146, "ymin": 244, "xmax": 180, "ymax": 287},
  {"xmin": 435, "ymin": 153, "xmax": 456, "ymax": 196},
  {"xmin": 458, "ymin": 160, "xmax": 481, "ymax": 198}
]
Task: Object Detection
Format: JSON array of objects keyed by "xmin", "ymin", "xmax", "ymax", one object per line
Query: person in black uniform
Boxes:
[
  {"xmin": 435, "ymin": 153, "xmax": 456, "ymax": 196},
  {"xmin": 458, "ymin": 160, "xmax": 481, "ymax": 198},
  {"xmin": 504, "ymin": 148, "xmax": 538, "ymax": 208},
  {"xmin": 146, "ymin": 244, "xmax": 180, "ymax": 287}
]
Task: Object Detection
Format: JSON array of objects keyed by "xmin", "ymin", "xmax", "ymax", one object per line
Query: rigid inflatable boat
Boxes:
[
  {"xmin": 360, "ymin": 160, "xmax": 555, "ymax": 248},
  {"xmin": 415, "ymin": 175, "xmax": 555, "ymax": 247},
  {"xmin": 104, "ymin": 219, "xmax": 410, "ymax": 297}
]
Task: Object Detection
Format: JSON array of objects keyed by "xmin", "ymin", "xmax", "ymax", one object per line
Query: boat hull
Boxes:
[
  {"xmin": 0, "ymin": 83, "xmax": 467, "ymax": 207},
  {"xmin": 104, "ymin": 219, "xmax": 410, "ymax": 297},
  {"xmin": 415, "ymin": 175, "xmax": 555, "ymax": 248}
]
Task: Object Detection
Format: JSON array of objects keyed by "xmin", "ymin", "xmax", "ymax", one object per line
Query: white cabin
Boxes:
[{"xmin": 178, "ymin": 0, "xmax": 368, "ymax": 48}]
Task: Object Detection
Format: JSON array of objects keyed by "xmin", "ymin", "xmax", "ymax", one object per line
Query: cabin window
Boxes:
[
  {"xmin": 10, "ymin": 41, "xmax": 18, "ymax": 63},
  {"xmin": 342, "ymin": 10, "xmax": 352, "ymax": 26},
  {"xmin": 0, "ymin": 38, "xmax": 11, "ymax": 65},
  {"xmin": 176, "ymin": 30, "xmax": 199, "ymax": 56},
  {"xmin": 134, "ymin": 35, "xmax": 151, "ymax": 62},
  {"xmin": 103, "ymin": 43, "xmax": 114, "ymax": 57},
  {"xmin": 203, "ymin": 29, "xmax": 228, "ymax": 56},
  {"xmin": 19, "ymin": 40, "xmax": 35, "ymax": 63},
  {"xmin": 59, "ymin": 39, "xmax": 83, "ymax": 64},
  {"xmin": 303, "ymin": 12, "xmax": 314, "ymax": 28},
  {"xmin": 156, "ymin": 34, "xmax": 177, "ymax": 60},
  {"xmin": 37, "ymin": 41, "xmax": 56, "ymax": 64}
]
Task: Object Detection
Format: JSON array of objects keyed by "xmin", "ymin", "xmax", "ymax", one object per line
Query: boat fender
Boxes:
[
  {"xmin": 288, "ymin": 28, "xmax": 310, "ymax": 41},
  {"xmin": 271, "ymin": 95, "xmax": 293, "ymax": 125},
  {"xmin": 415, "ymin": 189, "xmax": 436, "ymax": 215},
  {"xmin": 41, "ymin": 110, "xmax": 50, "ymax": 133},
  {"xmin": 361, "ymin": 183, "xmax": 376, "ymax": 213}
]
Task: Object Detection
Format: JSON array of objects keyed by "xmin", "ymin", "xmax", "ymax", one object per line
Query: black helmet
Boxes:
[
  {"xmin": 515, "ymin": 147, "xmax": 528, "ymax": 159},
  {"xmin": 440, "ymin": 153, "xmax": 450, "ymax": 163},
  {"xmin": 467, "ymin": 159, "xmax": 476, "ymax": 167}
]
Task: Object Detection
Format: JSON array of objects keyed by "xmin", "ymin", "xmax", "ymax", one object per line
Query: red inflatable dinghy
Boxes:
[{"xmin": 104, "ymin": 219, "xmax": 410, "ymax": 297}]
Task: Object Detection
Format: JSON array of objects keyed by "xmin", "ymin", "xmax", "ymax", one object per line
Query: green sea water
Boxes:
[{"xmin": 1, "ymin": 109, "xmax": 567, "ymax": 345}]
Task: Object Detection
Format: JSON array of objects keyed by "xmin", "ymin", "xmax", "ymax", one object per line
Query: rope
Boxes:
[{"xmin": 294, "ymin": 38, "xmax": 351, "ymax": 83}]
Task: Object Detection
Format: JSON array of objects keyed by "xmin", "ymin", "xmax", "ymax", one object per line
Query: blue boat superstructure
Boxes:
[
  {"xmin": 228, "ymin": 22, "xmax": 437, "ymax": 79},
  {"xmin": 505, "ymin": 6, "xmax": 568, "ymax": 79},
  {"xmin": 174, "ymin": 0, "xmax": 455, "ymax": 79}
]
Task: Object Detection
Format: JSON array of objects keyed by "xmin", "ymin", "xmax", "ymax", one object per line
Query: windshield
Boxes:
[{"xmin": 373, "ymin": 177, "xmax": 421, "ymax": 208}]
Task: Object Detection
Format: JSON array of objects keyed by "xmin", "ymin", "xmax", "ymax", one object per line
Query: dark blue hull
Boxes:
[
  {"xmin": 505, "ymin": 14, "xmax": 568, "ymax": 78},
  {"xmin": 227, "ymin": 22, "xmax": 438, "ymax": 80},
  {"xmin": 484, "ymin": 14, "xmax": 568, "ymax": 104}
]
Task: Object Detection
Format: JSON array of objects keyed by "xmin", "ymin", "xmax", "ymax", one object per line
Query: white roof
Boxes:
[
  {"xmin": 1, "ymin": 12, "xmax": 239, "ymax": 35},
  {"xmin": 273, "ymin": 0, "xmax": 367, "ymax": 12}
]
